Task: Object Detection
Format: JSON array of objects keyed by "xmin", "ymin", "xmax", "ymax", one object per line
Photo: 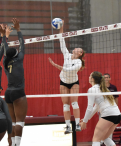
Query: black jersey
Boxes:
[
  {"xmin": 0, "ymin": 97, "xmax": 12, "ymax": 134},
  {"xmin": 0, "ymin": 37, "xmax": 4, "ymax": 61},
  {"xmin": 0, "ymin": 66, "xmax": 3, "ymax": 90},
  {"xmin": 2, "ymin": 31, "xmax": 25, "ymax": 90}
]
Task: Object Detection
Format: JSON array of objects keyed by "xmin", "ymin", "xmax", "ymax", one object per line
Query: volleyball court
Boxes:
[{"xmin": 0, "ymin": 1, "xmax": 121, "ymax": 146}]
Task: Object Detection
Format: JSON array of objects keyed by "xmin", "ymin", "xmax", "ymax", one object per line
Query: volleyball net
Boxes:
[{"xmin": 1, "ymin": 22, "xmax": 120, "ymax": 98}]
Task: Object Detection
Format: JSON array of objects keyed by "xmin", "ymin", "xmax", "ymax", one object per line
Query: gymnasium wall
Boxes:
[
  {"xmin": 1, "ymin": 53, "xmax": 121, "ymax": 142},
  {"xmin": 90, "ymin": 0, "xmax": 121, "ymax": 53}
]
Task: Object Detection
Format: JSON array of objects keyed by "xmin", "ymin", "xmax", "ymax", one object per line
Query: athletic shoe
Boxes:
[
  {"xmin": 64, "ymin": 126, "xmax": 73, "ymax": 134},
  {"xmin": 75, "ymin": 123, "xmax": 81, "ymax": 131}
]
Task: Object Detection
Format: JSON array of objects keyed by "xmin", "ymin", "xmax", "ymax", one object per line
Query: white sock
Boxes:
[
  {"xmin": 92, "ymin": 142, "xmax": 100, "ymax": 146},
  {"xmin": 11, "ymin": 137, "xmax": 15, "ymax": 146},
  {"xmin": 109, "ymin": 133, "xmax": 113, "ymax": 139},
  {"xmin": 65, "ymin": 120, "xmax": 70, "ymax": 127},
  {"xmin": 15, "ymin": 136, "xmax": 21, "ymax": 146},
  {"xmin": 75, "ymin": 118, "xmax": 80, "ymax": 125}
]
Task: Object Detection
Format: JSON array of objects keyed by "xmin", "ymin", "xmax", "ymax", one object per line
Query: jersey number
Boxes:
[{"xmin": 8, "ymin": 65, "xmax": 12, "ymax": 73}]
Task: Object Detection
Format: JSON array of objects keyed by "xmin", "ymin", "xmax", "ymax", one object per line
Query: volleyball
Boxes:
[{"xmin": 51, "ymin": 18, "xmax": 63, "ymax": 29}]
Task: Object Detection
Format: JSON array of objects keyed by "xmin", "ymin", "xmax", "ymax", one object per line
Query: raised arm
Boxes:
[
  {"xmin": 17, "ymin": 31, "xmax": 25, "ymax": 59},
  {"xmin": 12, "ymin": 18, "xmax": 25, "ymax": 60},
  {"xmin": 48, "ymin": 57, "xmax": 62, "ymax": 71},
  {"xmin": 59, "ymin": 20, "xmax": 69, "ymax": 55},
  {"xmin": 0, "ymin": 25, "xmax": 12, "ymax": 58},
  {"xmin": 0, "ymin": 25, "xmax": 9, "ymax": 56},
  {"xmin": 1, "ymin": 97, "xmax": 12, "ymax": 134}
]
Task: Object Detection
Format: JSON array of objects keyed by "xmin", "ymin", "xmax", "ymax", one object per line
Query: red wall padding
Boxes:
[{"xmin": 1, "ymin": 53, "xmax": 121, "ymax": 142}]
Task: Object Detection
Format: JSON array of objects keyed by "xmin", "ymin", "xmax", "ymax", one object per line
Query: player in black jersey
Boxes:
[
  {"xmin": 0, "ymin": 96, "xmax": 12, "ymax": 143},
  {"xmin": 0, "ymin": 66, "xmax": 12, "ymax": 145},
  {"xmin": 0, "ymin": 18, "xmax": 28, "ymax": 146},
  {"xmin": 0, "ymin": 24, "xmax": 11, "ymax": 91}
]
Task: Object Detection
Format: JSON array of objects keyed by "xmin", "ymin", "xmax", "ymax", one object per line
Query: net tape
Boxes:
[
  {"xmin": 8, "ymin": 23, "xmax": 121, "ymax": 47},
  {"xmin": 1, "ymin": 91, "xmax": 121, "ymax": 98}
]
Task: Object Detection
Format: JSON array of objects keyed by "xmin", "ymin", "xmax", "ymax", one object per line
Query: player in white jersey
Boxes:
[
  {"xmin": 80, "ymin": 71, "xmax": 120, "ymax": 146},
  {"xmin": 49, "ymin": 20, "xmax": 85, "ymax": 134}
]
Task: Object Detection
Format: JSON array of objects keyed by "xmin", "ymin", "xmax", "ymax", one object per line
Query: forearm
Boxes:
[
  {"xmin": 17, "ymin": 31, "xmax": 25, "ymax": 53},
  {"xmin": 83, "ymin": 109, "xmax": 92, "ymax": 123},
  {"xmin": 89, "ymin": 105, "xmax": 98, "ymax": 120},
  {"xmin": 54, "ymin": 63, "xmax": 63, "ymax": 70},
  {"xmin": 59, "ymin": 24, "xmax": 63, "ymax": 33},
  {"xmin": 2, "ymin": 35, "xmax": 9, "ymax": 56},
  {"xmin": 83, "ymin": 93, "xmax": 95, "ymax": 123}
]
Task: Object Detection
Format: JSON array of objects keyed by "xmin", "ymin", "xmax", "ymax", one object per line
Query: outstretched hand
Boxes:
[
  {"xmin": 11, "ymin": 18, "xmax": 20, "ymax": 31},
  {"xmin": 80, "ymin": 122, "xmax": 86, "ymax": 130},
  {"xmin": 0, "ymin": 24, "xmax": 6, "ymax": 35},
  {"xmin": 59, "ymin": 19, "xmax": 64, "ymax": 33},
  {"xmin": 6, "ymin": 25, "xmax": 13, "ymax": 38}
]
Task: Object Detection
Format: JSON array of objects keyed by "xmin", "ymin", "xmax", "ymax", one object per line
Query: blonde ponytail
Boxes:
[
  {"xmin": 100, "ymin": 77, "xmax": 114, "ymax": 105},
  {"xmin": 92, "ymin": 71, "xmax": 115, "ymax": 105}
]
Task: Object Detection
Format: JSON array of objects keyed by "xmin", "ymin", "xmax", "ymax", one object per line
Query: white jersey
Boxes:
[
  {"xmin": 59, "ymin": 38, "xmax": 82, "ymax": 84},
  {"xmin": 83, "ymin": 84, "xmax": 120, "ymax": 123}
]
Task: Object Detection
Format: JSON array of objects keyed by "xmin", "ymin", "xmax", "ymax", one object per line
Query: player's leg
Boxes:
[
  {"xmin": 11, "ymin": 89, "xmax": 27, "ymax": 146},
  {"xmin": 0, "ymin": 119, "xmax": 8, "ymax": 141},
  {"xmin": 5, "ymin": 89, "xmax": 16, "ymax": 146},
  {"xmin": 92, "ymin": 118, "xmax": 114, "ymax": 146},
  {"xmin": 60, "ymin": 85, "xmax": 71, "ymax": 134},
  {"xmin": 7, "ymin": 103, "xmax": 16, "ymax": 146},
  {"xmin": 70, "ymin": 84, "xmax": 81, "ymax": 131},
  {"xmin": 13, "ymin": 96, "xmax": 27, "ymax": 146}
]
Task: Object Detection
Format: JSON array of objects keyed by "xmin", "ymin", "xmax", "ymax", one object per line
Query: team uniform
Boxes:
[
  {"xmin": 0, "ymin": 66, "xmax": 12, "ymax": 134},
  {"xmin": 0, "ymin": 58, "xmax": 12, "ymax": 135},
  {"xmin": 59, "ymin": 38, "xmax": 82, "ymax": 87},
  {"xmin": 0, "ymin": 96, "xmax": 12, "ymax": 134},
  {"xmin": 83, "ymin": 84, "xmax": 120, "ymax": 124},
  {"xmin": 1, "ymin": 31, "xmax": 26, "ymax": 103},
  {"xmin": 59, "ymin": 38, "xmax": 82, "ymax": 133}
]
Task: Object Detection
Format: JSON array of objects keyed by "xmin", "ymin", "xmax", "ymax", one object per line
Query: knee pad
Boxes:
[
  {"xmin": 104, "ymin": 138, "xmax": 115, "ymax": 146},
  {"xmin": 63, "ymin": 104, "xmax": 70, "ymax": 112},
  {"xmin": 12, "ymin": 122, "xmax": 16, "ymax": 126},
  {"xmin": 71, "ymin": 102, "xmax": 79, "ymax": 109},
  {"xmin": 16, "ymin": 122, "xmax": 25, "ymax": 128}
]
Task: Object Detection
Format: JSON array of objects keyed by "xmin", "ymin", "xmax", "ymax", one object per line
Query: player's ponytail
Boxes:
[
  {"xmin": 92, "ymin": 71, "xmax": 114, "ymax": 105},
  {"xmin": 79, "ymin": 49, "xmax": 85, "ymax": 71},
  {"xmin": 4, "ymin": 48, "xmax": 17, "ymax": 70}
]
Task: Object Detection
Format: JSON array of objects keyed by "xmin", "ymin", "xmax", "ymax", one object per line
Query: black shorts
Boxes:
[
  {"xmin": 5, "ymin": 89, "xmax": 26, "ymax": 104},
  {"xmin": 102, "ymin": 115, "xmax": 121, "ymax": 124},
  {"xmin": 0, "ymin": 119, "xmax": 7, "ymax": 133},
  {"xmin": 60, "ymin": 80, "xmax": 79, "ymax": 89}
]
